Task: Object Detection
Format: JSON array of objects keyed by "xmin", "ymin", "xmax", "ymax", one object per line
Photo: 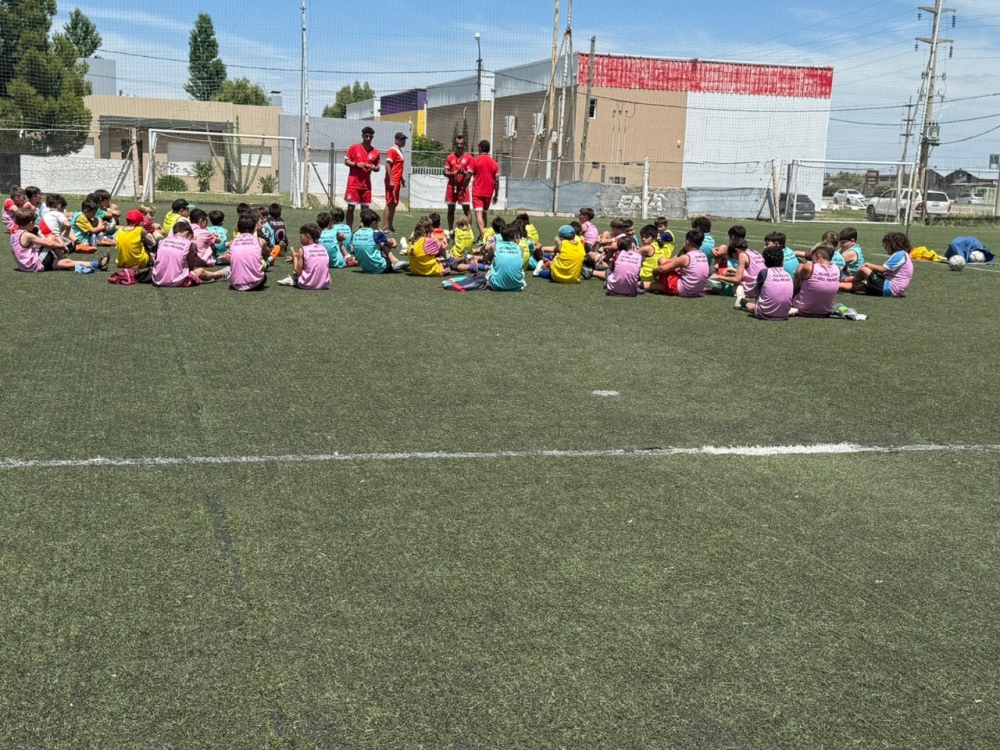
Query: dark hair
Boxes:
[
  {"xmin": 93, "ymin": 189, "xmax": 111, "ymax": 202},
  {"xmin": 46, "ymin": 193, "xmax": 66, "ymax": 209},
  {"xmin": 654, "ymin": 215, "xmax": 668, "ymax": 226},
  {"xmin": 360, "ymin": 207, "xmax": 379, "ymax": 227},
  {"xmin": 331, "ymin": 207, "xmax": 345, "ymax": 223},
  {"xmin": 579, "ymin": 207, "xmax": 595, "ymax": 221},
  {"xmin": 881, "ymin": 232, "xmax": 911, "ymax": 253},
  {"xmin": 361, "ymin": 126, "xmax": 375, "ymax": 136},
  {"xmin": 616, "ymin": 236, "xmax": 632, "ymax": 252},
  {"xmin": 478, "ymin": 140, "xmax": 490, "ymax": 153},
  {"xmin": 14, "ymin": 207, "xmax": 35, "ymax": 226},
  {"xmin": 727, "ymin": 225, "xmax": 746, "ymax": 241},
  {"xmin": 685, "ymin": 229, "xmax": 705, "ymax": 249},
  {"xmin": 172, "ymin": 220, "xmax": 192, "ymax": 236},
  {"xmin": 209, "ymin": 210, "xmax": 225, "ymax": 226},
  {"xmin": 9, "ymin": 186, "xmax": 24, "ymax": 199},
  {"xmin": 237, "ymin": 214, "xmax": 257, "ymax": 233},
  {"xmin": 428, "ymin": 212, "xmax": 441, "ymax": 228},
  {"xmin": 268, "ymin": 203, "xmax": 282, "ymax": 218},
  {"xmin": 639, "ymin": 224, "xmax": 658, "ymax": 240},
  {"xmin": 299, "ymin": 223, "xmax": 320, "ymax": 242},
  {"xmin": 609, "ymin": 218, "xmax": 625, "ymax": 232},
  {"xmin": 728, "ymin": 237, "xmax": 748, "ymax": 259},
  {"xmin": 691, "ymin": 216, "xmax": 711, "ymax": 233},
  {"xmin": 839, "ymin": 227, "xmax": 858, "ymax": 243},
  {"xmin": 491, "ymin": 216, "xmax": 506, "ymax": 233},
  {"xmin": 171, "ymin": 198, "xmax": 188, "ymax": 212},
  {"xmin": 81, "ymin": 199, "xmax": 97, "ymax": 213},
  {"xmin": 762, "ymin": 245, "xmax": 784, "ymax": 268},
  {"xmin": 765, "ymin": 231, "xmax": 786, "ymax": 248},
  {"xmin": 316, "ymin": 211, "xmax": 332, "ymax": 229},
  {"xmin": 570, "ymin": 221, "xmax": 583, "ymax": 235},
  {"xmin": 516, "ymin": 212, "xmax": 531, "ymax": 223},
  {"xmin": 24, "ymin": 186, "xmax": 41, "ymax": 200},
  {"xmin": 622, "ymin": 219, "xmax": 634, "ymax": 230},
  {"xmin": 236, "ymin": 202, "xmax": 250, "ymax": 215},
  {"xmin": 189, "ymin": 208, "xmax": 207, "ymax": 225},
  {"xmin": 500, "ymin": 225, "xmax": 520, "ymax": 242}
]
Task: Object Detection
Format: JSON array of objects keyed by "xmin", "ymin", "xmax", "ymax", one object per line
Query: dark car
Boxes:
[{"xmin": 778, "ymin": 193, "xmax": 816, "ymax": 221}]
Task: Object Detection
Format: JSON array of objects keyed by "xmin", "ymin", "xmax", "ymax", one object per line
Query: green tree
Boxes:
[
  {"xmin": 215, "ymin": 78, "xmax": 269, "ymax": 106},
  {"xmin": 62, "ymin": 8, "xmax": 101, "ymax": 58},
  {"xmin": 411, "ymin": 134, "xmax": 445, "ymax": 168},
  {"xmin": 0, "ymin": 0, "xmax": 91, "ymax": 155},
  {"xmin": 322, "ymin": 80, "xmax": 375, "ymax": 118},
  {"xmin": 185, "ymin": 13, "xmax": 226, "ymax": 101}
]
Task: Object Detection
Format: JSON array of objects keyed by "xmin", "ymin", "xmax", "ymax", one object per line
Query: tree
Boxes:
[
  {"xmin": 62, "ymin": 8, "xmax": 101, "ymax": 58},
  {"xmin": 0, "ymin": 0, "xmax": 91, "ymax": 156},
  {"xmin": 185, "ymin": 13, "xmax": 226, "ymax": 101},
  {"xmin": 411, "ymin": 134, "xmax": 445, "ymax": 168},
  {"xmin": 215, "ymin": 78, "xmax": 269, "ymax": 106},
  {"xmin": 322, "ymin": 81, "xmax": 374, "ymax": 118}
]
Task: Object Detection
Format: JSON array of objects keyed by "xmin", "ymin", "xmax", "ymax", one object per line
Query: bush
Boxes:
[
  {"xmin": 156, "ymin": 175, "xmax": 187, "ymax": 192},
  {"xmin": 189, "ymin": 160, "xmax": 216, "ymax": 192},
  {"xmin": 258, "ymin": 174, "xmax": 278, "ymax": 193}
]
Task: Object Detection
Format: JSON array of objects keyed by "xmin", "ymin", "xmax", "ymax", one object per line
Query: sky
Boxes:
[{"xmin": 53, "ymin": 0, "xmax": 1000, "ymax": 173}]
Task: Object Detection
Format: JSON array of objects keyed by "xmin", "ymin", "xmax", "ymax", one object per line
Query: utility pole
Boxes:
[
  {"xmin": 553, "ymin": 0, "xmax": 573, "ymax": 213},
  {"xmin": 545, "ymin": 0, "xmax": 560, "ymax": 180},
  {"xmin": 300, "ymin": 0, "xmax": 310, "ymax": 207},
  {"xmin": 578, "ymin": 36, "xmax": 596, "ymax": 182},
  {"xmin": 898, "ymin": 98, "xmax": 916, "ymax": 181},
  {"xmin": 911, "ymin": 0, "xmax": 955, "ymax": 225}
]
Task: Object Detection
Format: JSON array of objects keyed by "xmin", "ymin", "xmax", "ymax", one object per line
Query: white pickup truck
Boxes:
[{"xmin": 866, "ymin": 188, "xmax": 951, "ymax": 222}]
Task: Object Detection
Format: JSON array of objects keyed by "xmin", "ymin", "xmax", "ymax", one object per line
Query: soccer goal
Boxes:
[
  {"xmin": 142, "ymin": 129, "xmax": 301, "ymax": 208},
  {"xmin": 781, "ymin": 158, "xmax": 915, "ymax": 224}
]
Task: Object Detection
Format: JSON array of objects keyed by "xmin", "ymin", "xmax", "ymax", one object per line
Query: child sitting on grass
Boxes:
[
  {"xmin": 485, "ymin": 223, "xmax": 527, "ymax": 291},
  {"xmin": 738, "ymin": 244, "xmax": 794, "ymax": 320},
  {"xmin": 39, "ymin": 194, "xmax": 78, "ymax": 252},
  {"xmin": 277, "ymin": 223, "xmax": 331, "ymax": 290},
  {"xmin": 72, "ymin": 198, "xmax": 110, "ymax": 252},
  {"xmin": 602, "ymin": 236, "xmax": 643, "ymax": 297},
  {"xmin": 161, "ymin": 198, "xmax": 190, "ymax": 236},
  {"xmin": 516, "ymin": 212, "xmax": 540, "ymax": 246},
  {"xmin": 317, "ymin": 211, "xmax": 355, "ymax": 268},
  {"xmin": 207, "ymin": 210, "xmax": 227, "ymax": 258},
  {"xmin": 645, "ymin": 229, "xmax": 710, "ymax": 297},
  {"xmin": 850, "ymin": 232, "xmax": 912, "ymax": 297},
  {"xmin": 139, "ymin": 205, "xmax": 162, "ymax": 237},
  {"xmin": 3, "ymin": 186, "xmax": 26, "ymax": 232},
  {"xmin": 837, "ymin": 227, "xmax": 866, "ymax": 291},
  {"xmin": 10, "ymin": 208, "xmax": 108, "ymax": 274},
  {"xmin": 533, "ymin": 224, "xmax": 586, "ymax": 283},
  {"xmin": 407, "ymin": 217, "xmax": 450, "ymax": 276},
  {"xmin": 152, "ymin": 221, "xmax": 227, "ymax": 287},
  {"xmin": 789, "ymin": 242, "xmax": 841, "ymax": 317},
  {"xmin": 353, "ymin": 208, "xmax": 406, "ymax": 274},
  {"xmin": 115, "ymin": 210, "xmax": 157, "ymax": 269},
  {"xmin": 227, "ymin": 213, "xmax": 269, "ymax": 291},
  {"xmin": 452, "ymin": 216, "xmax": 475, "ymax": 260}
]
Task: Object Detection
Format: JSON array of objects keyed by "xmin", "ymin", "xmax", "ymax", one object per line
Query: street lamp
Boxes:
[{"xmin": 475, "ymin": 33, "xmax": 482, "ymax": 144}]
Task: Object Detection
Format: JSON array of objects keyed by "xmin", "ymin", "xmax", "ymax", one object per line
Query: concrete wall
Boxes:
[
  {"xmin": 685, "ymin": 187, "xmax": 768, "ymax": 219},
  {"xmin": 408, "ymin": 173, "xmax": 508, "ymax": 211},
  {"xmin": 21, "ymin": 155, "xmax": 135, "ymax": 196}
]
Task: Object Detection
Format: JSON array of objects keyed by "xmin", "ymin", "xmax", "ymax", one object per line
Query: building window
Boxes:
[
  {"xmin": 588, "ymin": 98, "xmax": 597, "ymax": 119},
  {"xmin": 610, "ymin": 176, "xmax": 626, "ymax": 185}
]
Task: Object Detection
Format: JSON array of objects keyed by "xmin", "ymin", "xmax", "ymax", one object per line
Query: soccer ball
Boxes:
[
  {"xmin": 969, "ymin": 250, "xmax": 986, "ymax": 263},
  {"xmin": 949, "ymin": 255, "xmax": 966, "ymax": 271}
]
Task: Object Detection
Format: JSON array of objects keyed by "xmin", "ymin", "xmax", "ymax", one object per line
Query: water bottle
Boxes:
[{"xmin": 835, "ymin": 303, "xmax": 858, "ymax": 320}]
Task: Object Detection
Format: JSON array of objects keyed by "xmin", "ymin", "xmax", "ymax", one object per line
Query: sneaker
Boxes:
[
  {"xmin": 276, "ymin": 275, "xmax": 295, "ymax": 286},
  {"xmin": 734, "ymin": 285, "xmax": 746, "ymax": 309},
  {"xmin": 96, "ymin": 253, "xmax": 110, "ymax": 271},
  {"xmin": 391, "ymin": 260, "xmax": 409, "ymax": 272},
  {"xmin": 532, "ymin": 264, "xmax": 544, "ymax": 277},
  {"xmin": 580, "ymin": 266, "xmax": 594, "ymax": 280},
  {"xmin": 399, "ymin": 237, "xmax": 408, "ymax": 252},
  {"xmin": 345, "ymin": 256, "xmax": 359, "ymax": 267},
  {"xmin": 788, "ymin": 307, "xmax": 799, "ymax": 317}
]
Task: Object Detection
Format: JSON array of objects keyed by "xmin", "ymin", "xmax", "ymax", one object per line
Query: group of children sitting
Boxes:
[{"xmin": 4, "ymin": 184, "xmax": 914, "ymax": 312}]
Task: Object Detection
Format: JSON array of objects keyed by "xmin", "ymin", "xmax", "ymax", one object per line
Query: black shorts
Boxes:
[
  {"xmin": 39, "ymin": 248, "xmax": 55, "ymax": 271},
  {"xmin": 864, "ymin": 272, "xmax": 887, "ymax": 297}
]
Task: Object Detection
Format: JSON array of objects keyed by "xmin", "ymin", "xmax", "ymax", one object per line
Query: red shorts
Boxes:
[
  {"xmin": 653, "ymin": 270, "xmax": 680, "ymax": 296},
  {"xmin": 180, "ymin": 272, "xmax": 202, "ymax": 287},
  {"xmin": 385, "ymin": 181, "xmax": 401, "ymax": 206},
  {"xmin": 345, "ymin": 186, "xmax": 371, "ymax": 206},
  {"xmin": 445, "ymin": 182, "xmax": 470, "ymax": 205},
  {"xmin": 472, "ymin": 195, "xmax": 492, "ymax": 211}
]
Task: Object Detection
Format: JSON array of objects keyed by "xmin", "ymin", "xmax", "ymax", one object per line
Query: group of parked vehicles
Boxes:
[{"xmin": 777, "ymin": 186, "xmax": 993, "ymax": 222}]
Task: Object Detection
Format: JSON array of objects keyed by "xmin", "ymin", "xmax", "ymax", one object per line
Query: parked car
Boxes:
[
  {"xmin": 778, "ymin": 193, "xmax": 816, "ymax": 220},
  {"xmin": 831, "ymin": 188, "xmax": 868, "ymax": 208},
  {"xmin": 954, "ymin": 193, "xmax": 985, "ymax": 205},
  {"xmin": 866, "ymin": 189, "xmax": 950, "ymax": 221}
]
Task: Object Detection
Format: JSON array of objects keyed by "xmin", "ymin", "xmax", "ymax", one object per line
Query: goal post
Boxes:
[
  {"xmin": 783, "ymin": 158, "xmax": 916, "ymax": 224},
  {"xmin": 142, "ymin": 129, "xmax": 301, "ymax": 208}
]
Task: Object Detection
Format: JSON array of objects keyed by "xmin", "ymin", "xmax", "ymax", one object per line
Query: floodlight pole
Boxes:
[
  {"xmin": 475, "ymin": 33, "xmax": 482, "ymax": 145},
  {"xmin": 300, "ymin": 0, "xmax": 310, "ymax": 206}
]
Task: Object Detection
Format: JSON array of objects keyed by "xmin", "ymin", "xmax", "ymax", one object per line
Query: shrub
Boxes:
[
  {"xmin": 156, "ymin": 175, "xmax": 187, "ymax": 192},
  {"xmin": 258, "ymin": 174, "xmax": 278, "ymax": 193},
  {"xmin": 189, "ymin": 160, "xmax": 216, "ymax": 192}
]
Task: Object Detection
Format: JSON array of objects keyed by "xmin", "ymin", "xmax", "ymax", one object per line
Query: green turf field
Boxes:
[{"xmin": 2, "ymin": 208, "xmax": 999, "ymax": 748}]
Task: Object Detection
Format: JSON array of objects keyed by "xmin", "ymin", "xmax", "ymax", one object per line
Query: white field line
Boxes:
[{"xmin": 2, "ymin": 443, "xmax": 1000, "ymax": 471}]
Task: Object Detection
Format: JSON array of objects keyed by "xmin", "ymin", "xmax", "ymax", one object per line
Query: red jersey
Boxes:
[
  {"xmin": 385, "ymin": 145, "xmax": 405, "ymax": 186},
  {"xmin": 445, "ymin": 152, "xmax": 475, "ymax": 188},
  {"xmin": 346, "ymin": 143, "xmax": 380, "ymax": 190},
  {"xmin": 472, "ymin": 154, "xmax": 500, "ymax": 198}
]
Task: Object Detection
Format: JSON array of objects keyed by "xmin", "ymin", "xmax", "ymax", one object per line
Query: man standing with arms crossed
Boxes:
[
  {"xmin": 471, "ymin": 140, "xmax": 500, "ymax": 240},
  {"xmin": 384, "ymin": 131, "xmax": 407, "ymax": 233},
  {"xmin": 443, "ymin": 135, "xmax": 475, "ymax": 231},
  {"xmin": 344, "ymin": 126, "xmax": 380, "ymax": 229}
]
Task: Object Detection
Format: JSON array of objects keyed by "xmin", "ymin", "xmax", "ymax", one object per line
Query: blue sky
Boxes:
[{"xmin": 55, "ymin": 0, "xmax": 1000, "ymax": 171}]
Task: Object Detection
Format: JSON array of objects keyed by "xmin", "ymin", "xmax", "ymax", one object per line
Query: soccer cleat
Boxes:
[
  {"xmin": 276, "ymin": 276, "xmax": 295, "ymax": 286},
  {"xmin": 580, "ymin": 266, "xmax": 594, "ymax": 280},
  {"xmin": 734, "ymin": 286, "xmax": 746, "ymax": 309},
  {"xmin": 391, "ymin": 260, "xmax": 410, "ymax": 272}
]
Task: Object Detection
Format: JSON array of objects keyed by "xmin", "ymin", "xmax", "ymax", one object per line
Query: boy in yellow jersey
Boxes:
[
  {"xmin": 638, "ymin": 224, "xmax": 667, "ymax": 283},
  {"xmin": 115, "ymin": 210, "xmax": 157, "ymax": 268},
  {"xmin": 161, "ymin": 198, "xmax": 191, "ymax": 236},
  {"xmin": 532, "ymin": 224, "xmax": 586, "ymax": 283},
  {"xmin": 515, "ymin": 212, "xmax": 539, "ymax": 246}
]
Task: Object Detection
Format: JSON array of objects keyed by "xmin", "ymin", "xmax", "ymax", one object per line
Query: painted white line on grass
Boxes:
[
  {"xmin": 592, "ymin": 390, "xmax": 620, "ymax": 397},
  {"xmin": 2, "ymin": 442, "xmax": 1000, "ymax": 471}
]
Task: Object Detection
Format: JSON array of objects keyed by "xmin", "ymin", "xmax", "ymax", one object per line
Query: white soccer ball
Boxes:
[
  {"xmin": 949, "ymin": 255, "xmax": 966, "ymax": 271},
  {"xmin": 969, "ymin": 250, "xmax": 986, "ymax": 263}
]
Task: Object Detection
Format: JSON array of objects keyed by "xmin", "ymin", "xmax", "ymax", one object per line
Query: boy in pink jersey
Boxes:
[
  {"xmin": 9, "ymin": 208, "xmax": 108, "ymax": 273},
  {"xmin": 739, "ymin": 245, "xmax": 794, "ymax": 320},
  {"xmin": 790, "ymin": 243, "xmax": 840, "ymax": 317},
  {"xmin": 344, "ymin": 126, "xmax": 380, "ymax": 229},
  {"xmin": 645, "ymin": 229, "xmax": 710, "ymax": 297},
  {"xmin": 851, "ymin": 232, "xmax": 914, "ymax": 298},
  {"xmin": 187, "ymin": 208, "xmax": 218, "ymax": 267},
  {"xmin": 152, "ymin": 221, "xmax": 226, "ymax": 287},
  {"xmin": 383, "ymin": 131, "xmax": 407, "ymax": 232},
  {"xmin": 227, "ymin": 213, "xmax": 268, "ymax": 291},
  {"xmin": 601, "ymin": 236, "xmax": 643, "ymax": 297},
  {"xmin": 709, "ymin": 237, "xmax": 765, "ymax": 308},
  {"xmin": 277, "ymin": 223, "xmax": 331, "ymax": 290}
]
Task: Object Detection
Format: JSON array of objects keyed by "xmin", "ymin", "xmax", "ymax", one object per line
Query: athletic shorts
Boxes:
[
  {"xmin": 39, "ymin": 248, "xmax": 55, "ymax": 271},
  {"xmin": 344, "ymin": 187, "xmax": 371, "ymax": 206},
  {"xmin": 652, "ymin": 270, "xmax": 681, "ymax": 296},
  {"xmin": 230, "ymin": 276, "xmax": 266, "ymax": 292},
  {"xmin": 445, "ymin": 183, "xmax": 470, "ymax": 205},
  {"xmin": 472, "ymin": 195, "xmax": 492, "ymax": 211},
  {"xmin": 385, "ymin": 181, "xmax": 401, "ymax": 206},
  {"xmin": 864, "ymin": 272, "xmax": 888, "ymax": 297}
]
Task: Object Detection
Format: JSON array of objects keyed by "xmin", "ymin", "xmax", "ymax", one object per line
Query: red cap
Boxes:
[{"xmin": 126, "ymin": 209, "xmax": 145, "ymax": 224}]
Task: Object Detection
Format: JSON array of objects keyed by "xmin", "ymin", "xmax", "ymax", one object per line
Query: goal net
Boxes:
[
  {"xmin": 142, "ymin": 129, "xmax": 301, "ymax": 207},
  {"xmin": 779, "ymin": 158, "xmax": 915, "ymax": 223}
]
